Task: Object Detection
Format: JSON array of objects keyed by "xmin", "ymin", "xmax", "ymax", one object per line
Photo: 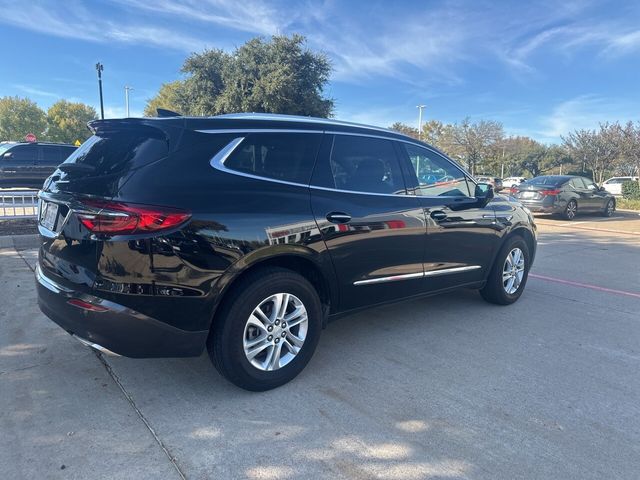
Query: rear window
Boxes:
[
  {"xmin": 62, "ymin": 128, "xmax": 168, "ymax": 175},
  {"xmin": 525, "ymin": 176, "xmax": 566, "ymax": 186},
  {"xmin": 224, "ymin": 132, "xmax": 322, "ymax": 184}
]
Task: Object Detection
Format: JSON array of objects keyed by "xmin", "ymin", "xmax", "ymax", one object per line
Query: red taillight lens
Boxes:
[
  {"xmin": 76, "ymin": 199, "xmax": 191, "ymax": 235},
  {"xmin": 67, "ymin": 298, "xmax": 108, "ymax": 312},
  {"xmin": 540, "ymin": 189, "xmax": 561, "ymax": 196},
  {"xmin": 510, "ymin": 186, "xmax": 518, "ymax": 194}
]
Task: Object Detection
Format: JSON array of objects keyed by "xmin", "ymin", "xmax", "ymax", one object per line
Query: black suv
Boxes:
[
  {"xmin": 36, "ymin": 114, "xmax": 536, "ymax": 391},
  {"xmin": 0, "ymin": 141, "xmax": 77, "ymax": 188}
]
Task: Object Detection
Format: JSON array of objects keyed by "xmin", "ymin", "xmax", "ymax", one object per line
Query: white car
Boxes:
[
  {"xmin": 503, "ymin": 177, "xmax": 526, "ymax": 188},
  {"xmin": 601, "ymin": 176, "xmax": 639, "ymax": 196}
]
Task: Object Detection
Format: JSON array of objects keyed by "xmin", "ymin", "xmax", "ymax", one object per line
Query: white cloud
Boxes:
[
  {"xmin": 538, "ymin": 94, "xmax": 639, "ymax": 142},
  {"xmin": 0, "ymin": 1, "xmax": 208, "ymax": 52}
]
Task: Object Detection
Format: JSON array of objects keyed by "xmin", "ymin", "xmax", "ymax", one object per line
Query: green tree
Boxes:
[
  {"xmin": 0, "ymin": 96, "xmax": 47, "ymax": 142},
  {"xmin": 144, "ymin": 81, "xmax": 186, "ymax": 117},
  {"xmin": 450, "ymin": 118, "xmax": 504, "ymax": 175},
  {"xmin": 145, "ymin": 35, "xmax": 334, "ymax": 118},
  {"xmin": 389, "ymin": 122, "xmax": 419, "ymax": 139},
  {"xmin": 46, "ymin": 100, "xmax": 97, "ymax": 143}
]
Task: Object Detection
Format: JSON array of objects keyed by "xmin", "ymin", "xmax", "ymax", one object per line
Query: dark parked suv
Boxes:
[
  {"xmin": 0, "ymin": 141, "xmax": 77, "ymax": 187},
  {"xmin": 36, "ymin": 114, "xmax": 537, "ymax": 390}
]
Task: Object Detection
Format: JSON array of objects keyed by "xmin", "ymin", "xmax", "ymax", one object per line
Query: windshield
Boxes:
[{"xmin": 0, "ymin": 144, "xmax": 15, "ymax": 155}]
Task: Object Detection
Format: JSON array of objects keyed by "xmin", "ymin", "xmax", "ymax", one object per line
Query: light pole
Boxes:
[
  {"xmin": 124, "ymin": 86, "xmax": 134, "ymax": 117},
  {"xmin": 95, "ymin": 62, "xmax": 104, "ymax": 120},
  {"xmin": 416, "ymin": 104, "xmax": 426, "ymax": 139}
]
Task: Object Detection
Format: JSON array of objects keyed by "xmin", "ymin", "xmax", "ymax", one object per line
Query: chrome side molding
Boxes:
[{"xmin": 354, "ymin": 265, "xmax": 481, "ymax": 286}]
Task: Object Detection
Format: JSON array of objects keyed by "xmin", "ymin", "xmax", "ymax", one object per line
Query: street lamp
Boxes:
[
  {"xmin": 124, "ymin": 86, "xmax": 134, "ymax": 117},
  {"xmin": 416, "ymin": 105, "xmax": 426, "ymax": 139},
  {"xmin": 95, "ymin": 62, "xmax": 104, "ymax": 120}
]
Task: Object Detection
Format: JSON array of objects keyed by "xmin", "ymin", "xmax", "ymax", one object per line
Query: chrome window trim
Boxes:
[
  {"xmin": 353, "ymin": 265, "xmax": 481, "ymax": 286},
  {"xmin": 197, "ymin": 128, "xmax": 324, "ymax": 135},
  {"xmin": 207, "ymin": 133, "xmax": 477, "ymax": 199}
]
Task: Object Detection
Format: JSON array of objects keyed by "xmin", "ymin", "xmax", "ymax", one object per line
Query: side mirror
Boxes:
[{"xmin": 475, "ymin": 182, "xmax": 494, "ymax": 207}]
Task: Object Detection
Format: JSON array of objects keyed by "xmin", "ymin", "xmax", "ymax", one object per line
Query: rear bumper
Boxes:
[{"xmin": 36, "ymin": 264, "xmax": 207, "ymax": 358}]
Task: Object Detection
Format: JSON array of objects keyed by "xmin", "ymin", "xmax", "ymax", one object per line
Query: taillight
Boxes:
[
  {"xmin": 510, "ymin": 186, "xmax": 518, "ymax": 195},
  {"xmin": 540, "ymin": 189, "xmax": 561, "ymax": 196},
  {"xmin": 76, "ymin": 199, "xmax": 191, "ymax": 235}
]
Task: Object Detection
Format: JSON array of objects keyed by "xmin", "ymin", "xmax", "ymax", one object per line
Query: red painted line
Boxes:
[{"xmin": 529, "ymin": 273, "xmax": 640, "ymax": 299}]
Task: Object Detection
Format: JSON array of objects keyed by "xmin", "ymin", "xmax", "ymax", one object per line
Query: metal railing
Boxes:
[{"xmin": 0, "ymin": 189, "xmax": 39, "ymax": 218}]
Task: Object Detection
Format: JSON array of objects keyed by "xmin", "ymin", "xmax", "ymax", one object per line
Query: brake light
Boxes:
[
  {"xmin": 540, "ymin": 189, "xmax": 561, "ymax": 196},
  {"xmin": 76, "ymin": 199, "xmax": 191, "ymax": 235},
  {"xmin": 67, "ymin": 298, "xmax": 108, "ymax": 312}
]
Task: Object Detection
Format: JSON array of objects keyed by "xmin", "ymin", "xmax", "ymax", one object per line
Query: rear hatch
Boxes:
[{"xmin": 38, "ymin": 119, "xmax": 182, "ymax": 291}]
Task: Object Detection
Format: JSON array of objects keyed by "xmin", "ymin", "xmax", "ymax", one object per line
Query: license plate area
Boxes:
[
  {"xmin": 520, "ymin": 191, "xmax": 537, "ymax": 199},
  {"xmin": 40, "ymin": 201, "xmax": 60, "ymax": 231}
]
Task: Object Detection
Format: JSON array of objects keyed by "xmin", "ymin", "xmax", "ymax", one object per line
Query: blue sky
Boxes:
[{"xmin": 0, "ymin": 0, "xmax": 639, "ymax": 143}]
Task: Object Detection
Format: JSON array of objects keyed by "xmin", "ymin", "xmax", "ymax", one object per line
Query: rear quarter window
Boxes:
[{"xmin": 224, "ymin": 132, "xmax": 322, "ymax": 184}]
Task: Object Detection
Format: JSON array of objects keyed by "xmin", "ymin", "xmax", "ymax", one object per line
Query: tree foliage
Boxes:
[
  {"xmin": 145, "ymin": 35, "xmax": 334, "ymax": 118},
  {"xmin": 0, "ymin": 96, "xmax": 47, "ymax": 142},
  {"xmin": 46, "ymin": 100, "xmax": 96, "ymax": 143}
]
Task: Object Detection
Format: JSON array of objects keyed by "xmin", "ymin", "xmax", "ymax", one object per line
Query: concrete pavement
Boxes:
[{"xmin": 1, "ymin": 213, "xmax": 639, "ymax": 479}]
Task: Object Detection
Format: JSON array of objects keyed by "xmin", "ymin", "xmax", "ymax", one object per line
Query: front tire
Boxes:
[
  {"xmin": 208, "ymin": 267, "xmax": 322, "ymax": 391},
  {"xmin": 480, "ymin": 236, "xmax": 530, "ymax": 305},
  {"xmin": 602, "ymin": 199, "xmax": 615, "ymax": 217}
]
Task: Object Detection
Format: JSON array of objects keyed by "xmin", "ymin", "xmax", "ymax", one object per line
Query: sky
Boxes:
[{"xmin": 0, "ymin": 0, "xmax": 639, "ymax": 143}]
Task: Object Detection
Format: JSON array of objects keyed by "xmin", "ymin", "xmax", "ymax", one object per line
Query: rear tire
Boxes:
[
  {"xmin": 480, "ymin": 236, "xmax": 530, "ymax": 305},
  {"xmin": 602, "ymin": 199, "xmax": 615, "ymax": 217},
  {"xmin": 563, "ymin": 200, "xmax": 578, "ymax": 220},
  {"xmin": 208, "ymin": 267, "xmax": 322, "ymax": 391}
]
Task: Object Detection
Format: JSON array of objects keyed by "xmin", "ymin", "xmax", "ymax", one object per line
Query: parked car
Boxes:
[
  {"xmin": 0, "ymin": 141, "xmax": 77, "ymax": 188},
  {"xmin": 511, "ymin": 175, "xmax": 615, "ymax": 220},
  {"xmin": 36, "ymin": 114, "xmax": 537, "ymax": 391},
  {"xmin": 601, "ymin": 176, "xmax": 639, "ymax": 196},
  {"xmin": 503, "ymin": 176, "xmax": 526, "ymax": 188},
  {"xmin": 476, "ymin": 175, "xmax": 503, "ymax": 191}
]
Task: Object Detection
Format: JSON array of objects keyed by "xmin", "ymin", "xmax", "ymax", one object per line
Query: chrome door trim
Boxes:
[
  {"xmin": 353, "ymin": 272, "xmax": 424, "ymax": 286},
  {"xmin": 353, "ymin": 265, "xmax": 482, "ymax": 286},
  {"xmin": 423, "ymin": 265, "xmax": 481, "ymax": 277}
]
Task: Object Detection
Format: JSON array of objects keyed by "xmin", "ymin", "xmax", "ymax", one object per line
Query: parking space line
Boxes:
[{"xmin": 529, "ymin": 273, "xmax": 640, "ymax": 299}]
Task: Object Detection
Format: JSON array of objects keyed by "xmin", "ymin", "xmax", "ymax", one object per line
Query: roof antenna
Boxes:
[{"xmin": 156, "ymin": 108, "xmax": 182, "ymax": 117}]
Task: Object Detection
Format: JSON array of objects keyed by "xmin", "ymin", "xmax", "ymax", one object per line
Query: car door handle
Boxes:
[
  {"xmin": 326, "ymin": 212, "xmax": 351, "ymax": 224},
  {"xmin": 430, "ymin": 210, "xmax": 447, "ymax": 221}
]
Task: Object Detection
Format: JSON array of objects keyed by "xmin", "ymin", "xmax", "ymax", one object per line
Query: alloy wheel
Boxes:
[
  {"xmin": 243, "ymin": 293, "xmax": 308, "ymax": 371},
  {"xmin": 502, "ymin": 247, "xmax": 525, "ymax": 295},
  {"xmin": 606, "ymin": 200, "xmax": 614, "ymax": 216},
  {"xmin": 566, "ymin": 201, "xmax": 577, "ymax": 220}
]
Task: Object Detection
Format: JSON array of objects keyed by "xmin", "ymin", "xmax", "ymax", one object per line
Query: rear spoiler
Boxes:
[{"xmin": 86, "ymin": 118, "xmax": 187, "ymax": 151}]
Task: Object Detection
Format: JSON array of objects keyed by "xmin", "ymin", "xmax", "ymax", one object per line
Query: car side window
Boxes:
[
  {"xmin": 329, "ymin": 135, "xmax": 405, "ymax": 194},
  {"xmin": 580, "ymin": 177, "xmax": 597, "ymax": 189},
  {"xmin": 39, "ymin": 146, "xmax": 62, "ymax": 164},
  {"xmin": 400, "ymin": 144, "xmax": 472, "ymax": 197},
  {"xmin": 569, "ymin": 178, "xmax": 583, "ymax": 190},
  {"xmin": 225, "ymin": 133, "xmax": 322, "ymax": 184},
  {"xmin": 6, "ymin": 145, "xmax": 37, "ymax": 162}
]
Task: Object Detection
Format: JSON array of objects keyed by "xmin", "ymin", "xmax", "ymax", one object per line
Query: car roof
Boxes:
[{"xmin": 5, "ymin": 142, "xmax": 77, "ymax": 147}]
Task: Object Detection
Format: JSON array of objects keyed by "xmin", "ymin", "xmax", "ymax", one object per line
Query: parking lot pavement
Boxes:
[{"xmin": 1, "ymin": 213, "xmax": 639, "ymax": 479}]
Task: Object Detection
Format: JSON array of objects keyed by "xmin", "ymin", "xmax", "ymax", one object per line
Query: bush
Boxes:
[{"xmin": 622, "ymin": 181, "xmax": 640, "ymax": 200}]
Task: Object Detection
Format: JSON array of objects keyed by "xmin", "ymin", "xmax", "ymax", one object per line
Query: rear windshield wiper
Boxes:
[{"xmin": 57, "ymin": 163, "xmax": 96, "ymax": 173}]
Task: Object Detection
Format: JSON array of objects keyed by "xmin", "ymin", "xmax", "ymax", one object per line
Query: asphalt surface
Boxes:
[{"xmin": 1, "ymin": 211, "xmax": 639, "ymax": 479}]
